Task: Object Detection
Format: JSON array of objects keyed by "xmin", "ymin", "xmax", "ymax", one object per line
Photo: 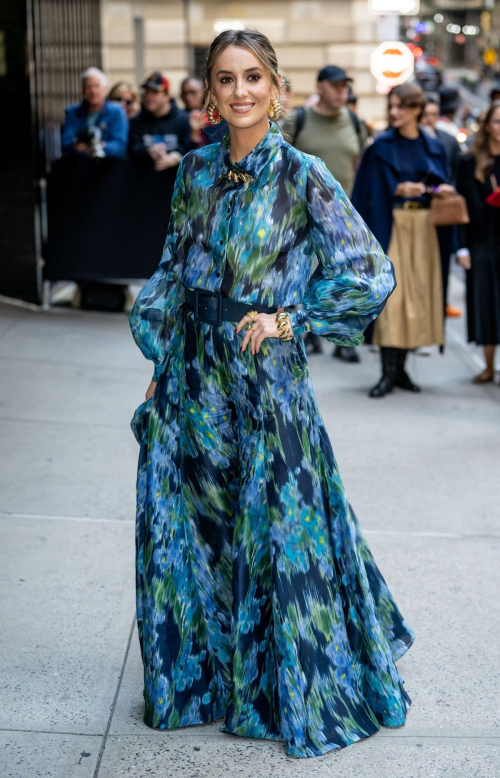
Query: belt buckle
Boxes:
[
  {"xmin": 403, "ymin": 200, "xmax": 420, "ymax": 210},
  {"xmin": 193, "ymin": 289, "xmax": 223, "ymax": 326}
]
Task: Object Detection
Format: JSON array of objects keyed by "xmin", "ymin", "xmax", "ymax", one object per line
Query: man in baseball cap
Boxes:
[
  {"xmin": 141, "ymin": 71, "xmax": 170, "ymax": 92},
  {"xmin": 282, "ymin": 64, "xmax": 367, "ymax": 362},
  {"xmin": 317, "ymin": 65, "xmax": 353, "ymax": 86},
  {"xmin": 128, "ymin": 71, "xmax": 191, "ymax": 170}
]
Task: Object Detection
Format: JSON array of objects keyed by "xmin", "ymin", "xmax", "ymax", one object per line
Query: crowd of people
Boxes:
[
  {"xmin": 60, "ymin": 66, "xmax": 226, "ymax": 165},
  {"xmin": 60, "ymin": 62, "xmax": 500, "ymax": 395}
]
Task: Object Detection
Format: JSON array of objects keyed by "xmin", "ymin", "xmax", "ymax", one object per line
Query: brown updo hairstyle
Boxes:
[
  {"xmin": 201, "ymin": 28, "xmax": 287, "ymax": 117},
  {"xmin": 472, "ymin": 100, "xmax": 500, "ymax": 182},
  {"xmin": 389, "ymin": 82, "xmax": 427, "ymax": 120}
]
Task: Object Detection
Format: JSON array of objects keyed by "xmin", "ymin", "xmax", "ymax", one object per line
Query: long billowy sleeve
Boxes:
[
  {"xmin": 288, "ymin": 157, "xmax": 396, "ymax": 345},
  {"xmin": 129, "ymin": 160, "xmax": 187, "ymax": 381}
]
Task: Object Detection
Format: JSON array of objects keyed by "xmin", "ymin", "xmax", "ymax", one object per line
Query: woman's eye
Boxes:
[
  {"xmin": 249, "ymin": 75, "xmax": 261, "ymax": 82},
  {"xmin": 219, "ymin": 77, "xmax": 232, "ymax": 84}
]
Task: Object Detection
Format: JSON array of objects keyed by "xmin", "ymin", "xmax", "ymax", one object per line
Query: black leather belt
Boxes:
[{"xmin": 184, "ymin": 286, "xmax": 276, "ymax": 325}]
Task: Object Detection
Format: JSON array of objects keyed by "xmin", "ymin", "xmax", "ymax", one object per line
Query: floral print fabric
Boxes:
[{"xmin": 129, "ymin": 122, "xmax": 414, "ymax": 758}]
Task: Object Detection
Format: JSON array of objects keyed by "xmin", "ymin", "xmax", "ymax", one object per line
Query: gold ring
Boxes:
[
  {"xmin": 247, "ymin": 322, "xmax": 255, "ymax": 330},
  {"xmin": 247, "ymin": 310, "xmax": 258, "ymax": 321}
]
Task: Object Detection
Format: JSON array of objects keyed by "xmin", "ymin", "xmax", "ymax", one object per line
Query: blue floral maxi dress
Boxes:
[{"xmin": 129, "ymin": 123, "xmax": 415, "ymax": 758}]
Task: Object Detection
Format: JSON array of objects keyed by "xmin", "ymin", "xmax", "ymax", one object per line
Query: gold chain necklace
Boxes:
[
  {"xmin": 227, "ymin": 168, "xmax": 251, "ymax": 183},
  {"xmin": 227, "ymin": 149, "xmax": 252, "ymax": 183}
]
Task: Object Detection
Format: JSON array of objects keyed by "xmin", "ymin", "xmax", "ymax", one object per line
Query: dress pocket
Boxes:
[{"xmin": 130, "ymin": 397, "xmax": 153, "ymax": 444}]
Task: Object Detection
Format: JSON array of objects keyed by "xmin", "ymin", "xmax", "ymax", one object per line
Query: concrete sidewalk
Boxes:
[{"xmin": 1, "ymin": 282, "xmax": 499, "ymax": 777}]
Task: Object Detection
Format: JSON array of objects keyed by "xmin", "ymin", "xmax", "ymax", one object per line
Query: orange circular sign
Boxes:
[{"xmin": 371, "ymin": 41, "xmax": 415, "ymax": 86}]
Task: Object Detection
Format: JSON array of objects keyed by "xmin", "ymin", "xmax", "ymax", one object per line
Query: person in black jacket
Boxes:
[
  {"xmin": 456, "ymin": 101, "xmax": 500, "ymax": 384},
  {"xmin": 421, "ymin": 98, "xmax": 461, "ymax": 185},
  {"xmin": 128, "ymin": 72, "xmax": 191, "ymax": 171},
  {"xmin": 421, "ymin": 96, "xmax": 463, "ymax": 318}
]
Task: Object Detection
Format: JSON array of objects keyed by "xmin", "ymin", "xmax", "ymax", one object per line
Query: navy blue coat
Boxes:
[
  {"xmin": 351, "ymin": 127, "xmax": 449, "ymax": 253},
  {"xmin": 351, "ymin": 128, "xmax": 455, "ymax": 313}
]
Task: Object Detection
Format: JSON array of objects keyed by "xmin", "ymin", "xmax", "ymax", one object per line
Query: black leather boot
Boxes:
[
  {"xmin": 394, "ymin": 349, "xmax": 421, "ymax": 392},
  {"xmin": 369, "ymin": 348, "xmax": 395, "ymax": 398},
  {"xmin": 333, "ymin": 345, "xmax": 360, "ymax": 363},
  {"xmin": 304, "ymin": 332, "xmax": 323, "ymax": 354}
]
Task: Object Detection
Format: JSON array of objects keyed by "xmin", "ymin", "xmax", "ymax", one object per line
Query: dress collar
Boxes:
[{"xmin": 216, "ymin": 121, "xmax": 284, "ymax": 182}]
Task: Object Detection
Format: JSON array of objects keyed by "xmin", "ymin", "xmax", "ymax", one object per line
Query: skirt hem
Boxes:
[{"xmin": 141, "ymin": 638, "xmax": 414, "ymax": 759}]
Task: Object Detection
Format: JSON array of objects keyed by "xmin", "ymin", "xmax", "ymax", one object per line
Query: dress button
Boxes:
[
  {"xmin": 216, "ymin": 271, "xmax": 221, "ymax": 277},
  {"xmin": 219, "ymin": 240, "xmax": 223, "ymax": 245}
]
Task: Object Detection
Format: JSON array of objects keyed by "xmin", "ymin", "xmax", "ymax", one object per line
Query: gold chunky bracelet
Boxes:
[{"xmin": 275, "ymin": 311, "xmax": 294, "ymax": 341}]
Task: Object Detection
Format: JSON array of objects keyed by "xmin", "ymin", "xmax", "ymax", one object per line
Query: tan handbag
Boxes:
[{"xmin": 429, "ymin": 194, "xmax": 470, "ymax": 226}]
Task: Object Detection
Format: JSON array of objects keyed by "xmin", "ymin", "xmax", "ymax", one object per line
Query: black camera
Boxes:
[{"xmin": 75, "ymin": 125, "xmax": 105, "ymax": 158}]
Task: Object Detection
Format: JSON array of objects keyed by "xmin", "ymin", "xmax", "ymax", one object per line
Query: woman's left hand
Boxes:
[
  {"xmin": 434, "ymin": 184, "xmax": 456, "ymax": 198},
  {"xmin": 235, "ymin": 309, "xmax": 293, "ymax": 355}
]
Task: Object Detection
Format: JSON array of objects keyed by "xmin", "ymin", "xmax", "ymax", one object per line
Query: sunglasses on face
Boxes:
[{"xmin": 113, "ymin": 97, "xmax": 134, "ymax": 106}]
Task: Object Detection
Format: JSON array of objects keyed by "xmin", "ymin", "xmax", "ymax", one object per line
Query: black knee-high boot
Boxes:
[
  {"xmin": 303, "ymin": 332, "xmax": 323, "ymax": 354},
  {"xmin": 369, "ymin": 347, "xmax": 396, "ymax": 398},
  {"xmin": 393, "ymin": 349, "xmax": 421, "ymax": 392}
]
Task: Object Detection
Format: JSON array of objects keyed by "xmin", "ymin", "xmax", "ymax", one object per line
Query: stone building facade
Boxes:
[{"xmin": 101, "ymin": 1, "xmax": 388, "ymax": 120}]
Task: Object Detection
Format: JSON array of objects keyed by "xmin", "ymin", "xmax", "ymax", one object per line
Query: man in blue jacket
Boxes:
[{"xmin": 61, "ymin": 67, "xmax": 128, "ymax": 158}]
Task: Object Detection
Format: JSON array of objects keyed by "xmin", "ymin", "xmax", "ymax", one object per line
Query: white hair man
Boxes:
[{"xmin": 61, "ymin": 66, "xmax": 128, "ymax": 158}]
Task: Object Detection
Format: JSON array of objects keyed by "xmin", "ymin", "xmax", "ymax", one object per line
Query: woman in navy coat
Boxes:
[{"xmin": 351, "ymin": 83, "xmax": 454, "ymax": 397}]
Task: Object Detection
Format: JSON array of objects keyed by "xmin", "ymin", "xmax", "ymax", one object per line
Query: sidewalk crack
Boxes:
[{"xmin": 93, "ymin": 613, "xmax": 136, "ymax": 777}]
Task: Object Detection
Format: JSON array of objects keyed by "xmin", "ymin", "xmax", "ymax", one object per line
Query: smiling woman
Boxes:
[
  {"xmin": 202, "ymin": 32, "xmax": 284, "ymax": 164},
  {"xmin": 129, "ymin": 28, "xmax": 414, "ymax": 759}
]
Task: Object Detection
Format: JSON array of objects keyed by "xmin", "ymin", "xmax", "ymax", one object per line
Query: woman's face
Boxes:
[
  {"xmin": 486, "ymin": 106, "xmax": 500, "ymax": 145},
  {"xmin": 421, "ymin": 102, "xmax": 439, "ymax": 129},
  {"xmin": 209, "ymin": 45, "xmax": 277, "ymax": 130},
  {"xmin": 113, "ymin": 90, "xmax": 139, "ymax": 118},
  {"xmin": 389, "ymin": 95, "xmax": 421, "ymax": 130}
]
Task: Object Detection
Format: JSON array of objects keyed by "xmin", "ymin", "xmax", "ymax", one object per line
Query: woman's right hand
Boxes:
[
  {"xmin": 395, "ymin": 181, "xmax": 426, "ymax": 199},
  {"xmin": 145, "ymin": 380, "xmax": 157, "ymax": 401}
]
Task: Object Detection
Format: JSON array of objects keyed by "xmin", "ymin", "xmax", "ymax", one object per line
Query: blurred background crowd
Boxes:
[{"xmin": 1, "ymin": 0, "xmax": 500, "ymax": 393}]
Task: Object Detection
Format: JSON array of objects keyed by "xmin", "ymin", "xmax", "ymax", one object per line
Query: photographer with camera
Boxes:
[{"xmin": 61, "ymin": 67, "xmax": 128, "ymax": 159}]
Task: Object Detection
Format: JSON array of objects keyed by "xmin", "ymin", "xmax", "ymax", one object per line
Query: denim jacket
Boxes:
[{"xmin": 61, "ymin": 100, "xmax": 129, "ymax": 158}]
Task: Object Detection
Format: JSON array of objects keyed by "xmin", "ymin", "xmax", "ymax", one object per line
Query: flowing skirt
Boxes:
[
  {"xmin": 373, "ymin": 208, "xmax": 444, "ymax": 349},
  {"xmin": 131, "ymin": 304, "xmax": 415, "ymax": 758}
]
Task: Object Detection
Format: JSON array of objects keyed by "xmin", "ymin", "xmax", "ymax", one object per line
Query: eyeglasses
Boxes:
[{"xmin": 112, "ymin": 97, "xmax": 134, "ymax": 106}]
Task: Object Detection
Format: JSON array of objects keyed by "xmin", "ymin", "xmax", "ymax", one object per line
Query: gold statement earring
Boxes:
[
  {"xmin": 207, "ymin": 102, "xmax": 222, "ymax": 125},
  {"xmin": 268, "ymin": 98, "xmax": 282, "ymax": 120}
]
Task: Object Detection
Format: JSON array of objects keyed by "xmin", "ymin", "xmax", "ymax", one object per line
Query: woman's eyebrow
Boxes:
[{"xmin": 215, "ymin": 67, "xmax": 263, "ymax": 76}]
